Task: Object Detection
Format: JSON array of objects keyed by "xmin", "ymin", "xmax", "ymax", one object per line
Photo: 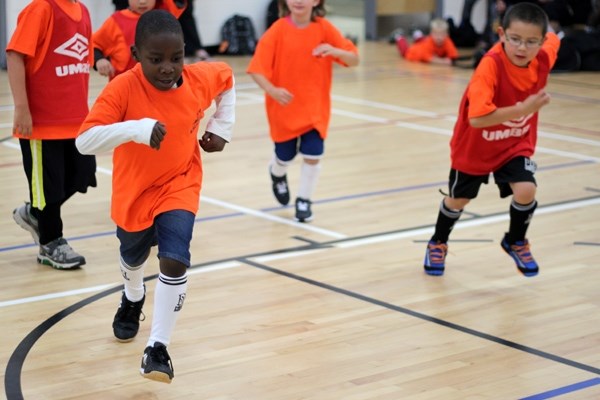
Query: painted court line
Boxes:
[{"xmin": 519, "ymin": 377, "xmax": 600, "ymax": 400}]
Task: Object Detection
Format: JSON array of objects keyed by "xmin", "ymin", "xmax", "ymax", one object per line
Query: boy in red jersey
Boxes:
[
  {"xmin": 77, "ymin": 10, "xmax": 235, "ymax": 383},
  {"xmin": 397, "ymin": 19, "xmax": 459, "ymax": 65},
  {"xmin": 247, "ymin": 0, "xmax": 359, "ymax": 222},
  {"xmin": 423, "ymin": 3, "xmax": 560, "ymax": 277},
  {"xmin": 7, "ymin": 0, "xmax": 97, "ymax": 270},
  {"xmin": 94, "ymin": 0, "xmax": 186, "ymax": 80}
]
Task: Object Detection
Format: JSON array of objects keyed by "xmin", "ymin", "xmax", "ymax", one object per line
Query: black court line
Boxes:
[
  {"xmin": 241, "ymin": 257, "xmax": 600, "ymax": 377},
  {"xmin": 574, "ymin": 242, "xmax": 600, "ymax": 247},
  {"xmin": 585, "ymin": 187, "xmax": 600, "ymax": 193},
  {"xmin": 291, "ymin": 236, "xmax": 324, "ymax": 245},
  {"xmin": 5, "ymin": 194, "xmax": 600, "ymax": 399},
  {"xmin": 0, "ymin": 135, "xmax": 14, "ymax": 143}
]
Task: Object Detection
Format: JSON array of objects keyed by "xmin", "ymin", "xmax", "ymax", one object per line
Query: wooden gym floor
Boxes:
[{"xmin": 1, "ymin": 41, "xmax": 599, "ymax": 399}]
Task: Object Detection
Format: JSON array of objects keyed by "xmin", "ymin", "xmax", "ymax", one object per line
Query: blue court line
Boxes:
[
  {"xmin": 1, "ymin": 159, "xmax": 593, "ymax": 254},
  {"xmin": 519, "ymin": 377, "xmax": 600, "ymax": 399}
]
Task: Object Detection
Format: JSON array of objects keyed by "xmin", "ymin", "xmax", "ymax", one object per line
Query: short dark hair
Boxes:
[
  {"xmin": 278, "ymin": 0, "xmax": 326, "ymax": 20},
  {"xmin": 135, "ymin": 9, "xmax": 183, "ymax": 47},
  {"xmin": 502, "ymin": 2, "xmax": 548, "ymax": 36}
]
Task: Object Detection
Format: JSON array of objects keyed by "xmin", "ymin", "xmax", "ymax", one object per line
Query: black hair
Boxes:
[
  {"xmin": 278, "ymin": 0, "xmax": 326, "ymax": 20},
  {"xmin": 135, "ymin": 9, "xmax": 184, "ymax": 47},
  {"xmin": 502, "ymin": 2, "xmax": 549, "ymax": 36}
]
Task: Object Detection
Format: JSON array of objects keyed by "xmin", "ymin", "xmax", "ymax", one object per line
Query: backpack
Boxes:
[
  {"xmin": 219, "ymin": 15, "xmax": 257, "ymax": 55},
  {"xmin": 266, "ymin": 0, "xmax": 279, "ymax": 29}
]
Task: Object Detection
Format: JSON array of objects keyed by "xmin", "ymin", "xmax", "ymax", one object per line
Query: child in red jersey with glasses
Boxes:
[{"xmin": 423, "ymin": 3, "xmax": 560, "ymax": 277}]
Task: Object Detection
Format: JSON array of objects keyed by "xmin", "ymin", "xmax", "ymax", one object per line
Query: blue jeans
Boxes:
[{"xmin": 116, "ymin": 210, "xmax": 195, "ymax": 267}]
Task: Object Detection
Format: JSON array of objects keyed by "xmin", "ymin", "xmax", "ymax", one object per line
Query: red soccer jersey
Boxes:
[
  {"xmin": 7, "ymin": 0, "xmax": 93, "ymax": 139},
  {"xmin": 93, "ymin": 9, "xmax": 139, "ymax": 79},
  {"xmin": 450, "ymin": 34, "xmax": 559, "ymax": 175}
]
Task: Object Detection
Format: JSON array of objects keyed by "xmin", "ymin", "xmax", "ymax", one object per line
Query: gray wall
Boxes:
[{"xmin": 0, "ymin": 0, "xmax": 6, "ymax": 68}]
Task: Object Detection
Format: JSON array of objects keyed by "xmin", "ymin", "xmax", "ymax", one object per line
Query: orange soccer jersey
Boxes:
[
  {"xmin": 405, "ymin": 36, "xmax": 458, "ymax": 63},
  {"xmin": 78, "ymin": 62, "xmax": 234, "ymax": 231},
  {"xmin": 7, "ymin": 0, "xmax": 94, "ymax": 139},
  {"xmin": 246, "ymin": 17, "xmax": 358, "ymax": 143}
]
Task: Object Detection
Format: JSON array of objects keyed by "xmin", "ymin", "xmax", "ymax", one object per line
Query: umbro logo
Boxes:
[{"xmin": 54, "ymin": 33, "xmax": 89, "ymax": 61}]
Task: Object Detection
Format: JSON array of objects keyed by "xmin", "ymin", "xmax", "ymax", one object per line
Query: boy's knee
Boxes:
[{"xmin": 159, "ymin": 257, "xmax": 187, "ymax": 277}]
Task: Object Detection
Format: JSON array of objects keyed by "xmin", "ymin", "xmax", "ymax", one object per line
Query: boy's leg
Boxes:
[
  {"xmin": 16, "ymin": 139, "xmax": 85, "ymax": 269},
  {"xmin": 270, "ymin": 138, "xmax": 298, "ymax": 206},
  {"xmin": 114, "ymin": 226, "xmax": 154, "ymax": 342},
  {"xmin": 495, "ymin": 157, "xmax": 539, "ymax": 276},
  {"xmin": 295, "ymin": 130, "xmax": 324, "ymax": 222},
  {"xmin": 140, "ymin": 210, "xmax": 194, "ymax": 383},
  {"xmin": 424, "ymin": 169, "xmax": 484, "ymax": 275}
]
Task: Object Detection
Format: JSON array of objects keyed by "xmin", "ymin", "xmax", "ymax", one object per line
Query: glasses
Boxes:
[{"xmin": 504, "ymin": 35, "xmax": 543, "ymax": 49}]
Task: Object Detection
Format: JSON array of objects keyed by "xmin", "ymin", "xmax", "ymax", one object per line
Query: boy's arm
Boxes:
[
  {"xmin": 6, "ymin": 51, "xmax": 32, "ymax": 136},
  {"xmin": 469, "ymin": 91, "xmax": 551, "ymax": 128},
  {"xmin": 76, "ymin": 118, "xmax": 157, "ymax": 154},
  {"xmin": 205, "ymin": 79, "xmax": 236, "ymax": 143}
]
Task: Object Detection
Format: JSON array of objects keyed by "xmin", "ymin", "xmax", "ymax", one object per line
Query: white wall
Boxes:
[
  {"xmin": 441, "ymin": 0, "xmax": 487, "ymax": 33},
  {"xmin": 5, "ymin": 0, "xmax": 272, "ymax": 47}
]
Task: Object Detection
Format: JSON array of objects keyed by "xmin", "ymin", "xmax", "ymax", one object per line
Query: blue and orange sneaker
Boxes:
[
  {"xmin": 424, "ymin": 240, "xmax": 448, "ymax": 276},
  {"xmin": 501, "ymin": 236, "xmax": 539, "ymax": 277}
]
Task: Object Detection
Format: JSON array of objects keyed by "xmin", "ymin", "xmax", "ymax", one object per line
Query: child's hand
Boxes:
[
  {"xmin": 13, "ymin": 105, "xmax": 33, "ymax": 137},
  {"xmin": 149, "ymin": 121, "xmax": 166, "ymax": 149},
  {"xmin": 267, "ymin": 87, "xmax": 293, "ymax": 106},
  {"xmin": 96, "ymin": 59, "xmax": 115, "ymax": 78},
  {"xmin": 199, "ymin": 131, "xmax": 227, "ymax": 152},
  {"xmin": 522, "ymin": 91, "xmax": 551, "ymax": 114},
  {"xmin": 312, "ymin": 43, "xmax": 338, "ymax": 58}
]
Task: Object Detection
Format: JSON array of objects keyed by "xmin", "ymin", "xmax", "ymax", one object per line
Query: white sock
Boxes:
[
  {"xmin": 147, "ymin": 273, "xmax": 188, "ymax": 347},
  {"xmin": 297, "ymin": 161, "xmax": 321, "ymax": 199},
  {"xmin": 270, "ymin": 156, "xmax": 289, "ymax": 177},
  {"xmin": 120, "ymin": 258, "xmax": 146, "ymax": 302}
]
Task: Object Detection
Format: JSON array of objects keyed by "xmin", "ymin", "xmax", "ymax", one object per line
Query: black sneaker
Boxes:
[
  {"xmin": 295, "ymin": 197, "xmax": 313, "ymax": 222},
  {"xmin": 140, "ymin": 342, "xmax": 174, "ymax": 383},
  {"xmin": 112, "ymin": 291, "xmax": 145, "ymax": 342},
  {"xmin": 270, "ymin": 172, "xmax": 290, "ymax": 205}
]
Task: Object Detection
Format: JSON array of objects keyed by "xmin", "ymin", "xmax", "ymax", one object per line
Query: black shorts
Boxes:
[
  {"xmin": 19, "ymin": 138, "xmax": 97, "ymax": 208},
  {"xmin": 448, "ymin": 156, "xmax": 537, "ymax": 199}
]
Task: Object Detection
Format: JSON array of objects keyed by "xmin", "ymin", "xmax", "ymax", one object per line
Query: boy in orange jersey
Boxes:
[
  {"xmin": 397, "ymin": 18, "xmax": 459, "ymax": 65},
  {"xmin": 247, "ymin": 0, "xmax": 359, "ymax": 222},
  {"xmin": 423, "ymin": 3, "xmax": 560, "ymax": 277},
  {"xmin": 94, "ymin": 0, "xmax": 186, "ymax": 80},
  {"xmin": 7, "ymin": 0, "xmax": 97, "ymax": 270},
  {"xmin": 76, "ymin": 10, "xmax": 235, "ymax": 383}
]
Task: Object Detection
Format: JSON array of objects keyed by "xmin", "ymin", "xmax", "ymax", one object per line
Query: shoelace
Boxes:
[
  {"xmin": 428, "ymin": 243, "xmax": 447, "ymax": 263},
  {"xmin": 511, "ymin": 242, "xmax": 533, "ymax": 262},
  {"xmin": 117, "ymin": 300, "xmax": 146, "ymax": 322}
]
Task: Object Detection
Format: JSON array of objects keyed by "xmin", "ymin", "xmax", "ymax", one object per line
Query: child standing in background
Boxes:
[
  {"xmin": 7, "ymin": 0, "xmax": 97, "ymax": 269},
  {"xmin": 423, "ymin": 3, "xmax": 560, "ymax": 277},
  {"xmin": 94, "ymin": 0, "xmax": 187, "ymax": 80},
  {"xmin": 77, "ymin": 10, "xmax": 235, "ymax": 383},
  {"xmin": 247, "ymin": 0, "xmax": 359, "ymax": 222},
  {"xmin": 397, "ymin": 18, "xmax": 459, "ymax": 65}
]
